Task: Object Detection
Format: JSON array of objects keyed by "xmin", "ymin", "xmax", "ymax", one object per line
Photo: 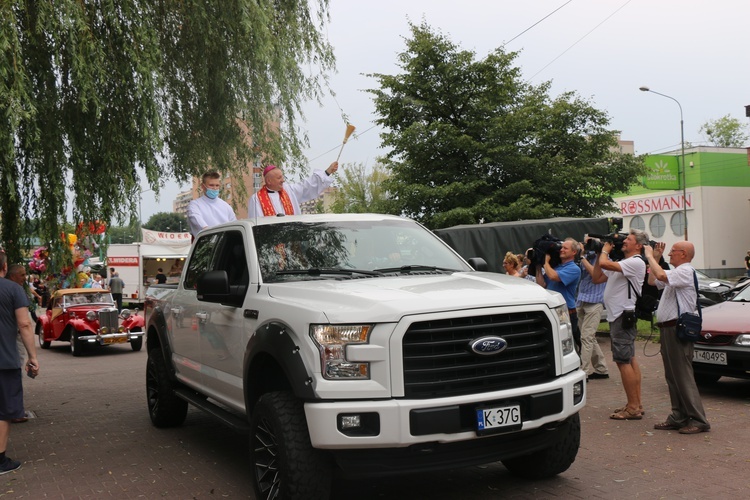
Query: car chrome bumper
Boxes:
[{"xmin": 78, "ymin": 331, "xmax": 145, "ymax": 344}]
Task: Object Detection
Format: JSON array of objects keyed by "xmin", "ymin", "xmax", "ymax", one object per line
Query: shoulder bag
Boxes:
[{"xmin": 675, "ymin": 270, "xmax": 703, "ymax": 342}]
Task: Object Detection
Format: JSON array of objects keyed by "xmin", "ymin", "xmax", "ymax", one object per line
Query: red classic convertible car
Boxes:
[{"xmin": 36, "ymin": 288, "xmax": 145, "ymax": 356}]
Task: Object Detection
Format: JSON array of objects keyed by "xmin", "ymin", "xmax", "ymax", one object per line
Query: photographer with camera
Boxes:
[
  {"xmin": 535, "ymin": 238, "xmax": 582, "ymax": 352},
  {"xmin": 644, "ymin": 241, "xmax": 710, "ymax": 434},
  {"xmin": 577, "ymin": 237, "xmax": 609, "ymax": 380},
  {"xmin": 590, "ymin": 229, "xmax": 648, "ymax": 421}
]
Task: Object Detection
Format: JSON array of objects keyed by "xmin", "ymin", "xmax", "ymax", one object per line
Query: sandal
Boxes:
[
  {"xmin": 609, "ymin": 407, "xmax": 643, "ymax": 420},
  {"xmin": 614, "ymin": 405, "xmax": 644, "ymax": 415},
  {"xmin": 653, "ymin": 421, "xmax": 681, "ymax": 431}
]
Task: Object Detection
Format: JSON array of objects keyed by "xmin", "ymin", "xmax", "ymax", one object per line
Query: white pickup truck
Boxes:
[{"xmin": 144, "ymin": 213, "xmax": 585, "ymax": 499}]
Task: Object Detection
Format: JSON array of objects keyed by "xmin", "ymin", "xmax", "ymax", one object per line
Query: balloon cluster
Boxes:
[
  {"xmin": 29, "ymin": 225, "xmax": 101, "ymax": 289},
  {"xmin": 29, "ymin": 247, "xmax": 49, "ymax": 273}
]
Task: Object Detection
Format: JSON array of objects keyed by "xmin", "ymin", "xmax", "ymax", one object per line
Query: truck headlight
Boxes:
[
  {"xmin": 553, "ymin": 305, "xmax": 575, "ymax": 355},
  {"xmin": 310, "ymin": 325, "xmax": 372, "ymax": 380}
]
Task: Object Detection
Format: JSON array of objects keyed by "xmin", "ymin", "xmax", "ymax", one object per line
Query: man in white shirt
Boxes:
[
  {"xmin": 590, "ymin": 229, "xmax": 648, "ymax": 421},
  {"xmin": 247, "ymin": 162, "xmax": 338, "ymax": 218},
  {"xmin": 187, "ymin": 171, "xmax": 237, "ymax": 239},
  {"xmin": 644, "ymin": 241, "xmax": 710, "ymax": 434}
]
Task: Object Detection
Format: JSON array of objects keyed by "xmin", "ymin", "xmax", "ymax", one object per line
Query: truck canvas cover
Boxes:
[{"xmin": 434, "ymin": 217, "xmax": 611, "ymax": 273}]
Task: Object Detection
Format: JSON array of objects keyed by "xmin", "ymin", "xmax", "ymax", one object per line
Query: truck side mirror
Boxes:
[
  {"xmin": 197, "ymin": 270, "xmax": 245, "ymax": 307},
  {"xmin": 197, "ymin": 270, "xmax": 230, "ymax": 301},
  {"xmin": 467, "ymin": 257, "xmax": 488, "ymax": 272}
]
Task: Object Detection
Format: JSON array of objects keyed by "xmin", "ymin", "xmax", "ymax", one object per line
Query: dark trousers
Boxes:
[
  {"xmin": 570, "ymin": 310, "xmax": 581, "ymax": 353},
  {"xmin": 660, "ymin": 325, "xmax": 709, "ymax": 427},
  {"xmin": 112, "ymin": 293, "xmax": 123, "ymax": 311}
]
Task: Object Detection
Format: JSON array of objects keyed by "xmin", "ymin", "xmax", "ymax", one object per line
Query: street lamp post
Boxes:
[{"xmin": 639, "ymin": 86, "xmax": 688, "ymax": 241}]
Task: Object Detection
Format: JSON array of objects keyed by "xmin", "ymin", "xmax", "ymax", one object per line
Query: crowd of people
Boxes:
[{"xmin": 501, "ymin": 230, "xmax": 710, "ymax": 434}]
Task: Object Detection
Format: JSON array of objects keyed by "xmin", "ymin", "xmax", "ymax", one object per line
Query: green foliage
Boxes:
[
  {"xmin": 367, "ymin": 22, "xmax": 646, "ymax": 229},
  {"xmin": 143, "ymin": 212, "xmax": 188, "ymax": 233},
  {"xmin": 699, "ymin": 115, "xmax": 749, "ymax": 148},
  {"xmin": 107, "ymin": 225, "xmax": 138, "ymax": 245},
  {"xmin": 0, "ymin": 0, "xmax": 334, "ymax": 268},
  {"xmin": 330, "ymin": 162, "xmax": 391, "ymax": 214}
]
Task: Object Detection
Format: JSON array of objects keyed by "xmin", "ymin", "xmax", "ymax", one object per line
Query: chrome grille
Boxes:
[
  {"xmin": 98, "ymin": 308, "xmax": 119, "ymax": 332},
  {"xmin": 402, "ymin": 311, "xmax": 556, "ymax": 398}
]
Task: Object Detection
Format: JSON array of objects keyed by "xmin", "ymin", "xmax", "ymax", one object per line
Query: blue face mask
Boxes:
[{"xmin": 205, "ymin": 188, "xmax": 220, "ymax": 199}]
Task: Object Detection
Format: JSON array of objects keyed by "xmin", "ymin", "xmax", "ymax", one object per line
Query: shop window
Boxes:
[
  {"xmin": 629, "ymin": 216, "xmax": 645, "ymax": 232},
  {"xmin": 649, "ymin": 214, "xmax": 666, "ymax": 238},
  {"xmin": 670, "ymin": 212, "xmax": 685, "ymax": 237}
]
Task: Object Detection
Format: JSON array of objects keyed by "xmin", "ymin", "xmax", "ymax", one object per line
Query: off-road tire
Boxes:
[
  {"xmin": 130, "ymin": 333, "xmax": 143, "ymax": 352},
  {"xmin": 249, "ymin": 391, "xmax": 331, "ymax": 500},
  {"xmin": 36, "ymin": 322, "xmax": 50, "ymax": 349},
  {"xmin": 146, "ymin": 348, "xmax": 188, "ymax": 427},
  {"xmin": 70, "ymin": 331, "xmax": 85, "ymax": 357},
  {"xmin": 501, "ymin": 413, "xmax": 581, "ymax": 479}
]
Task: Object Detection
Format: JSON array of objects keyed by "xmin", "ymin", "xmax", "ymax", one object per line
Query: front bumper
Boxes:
[
  {"xmin": 692, "ymin": 344, "xmax": 750, "ymax": 379},
  {"xmin": 78, "ymin": 330, "xmax": 145, "ymax": 345},
  {"xmin": 304, "ymin": 368, "xmax": 585, "ymax": 449}
]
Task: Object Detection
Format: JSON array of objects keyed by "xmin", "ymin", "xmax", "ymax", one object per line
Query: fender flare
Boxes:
[
  {"xmin": 244, "ymin": 321, "xmax": 317, "ymax": 405},
  {"xmin": 145, "ymin": 306, "xmax": 177, "ymax": 379}
]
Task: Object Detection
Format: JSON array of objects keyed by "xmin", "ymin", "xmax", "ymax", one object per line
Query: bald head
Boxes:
[
  {"xmin": 264, "ymin": 167, "xmax": 285, "ymax": 192},
  {"xmin": 668, "ymin": 241, "xmax": 694, "ymax": 266}
]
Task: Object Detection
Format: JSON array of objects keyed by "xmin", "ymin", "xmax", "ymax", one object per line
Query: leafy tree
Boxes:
[
  {"xmin": 107, "ymin": 226, "xmax": 138, "ymax": 245},
  {"xmin": 1, "ymin": 1, "xmax": 334, "ymax": 266},
  {"xmin": 367, "ymin": 23, "xmax": 645, "ymax": 229},
  {"xmin": 144, "ymin": 212, "xmax": 188, "ymax": 233},
  {"xmin": 699, "ymin": 115, "xmax": 749, "ymax": 147},
  {"xmin": 331, "ymin": 162, "xmax": 392, "ymax": 214}
]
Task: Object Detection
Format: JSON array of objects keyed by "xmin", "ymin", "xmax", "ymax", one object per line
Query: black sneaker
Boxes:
[
  {"xmin": 0, "ymin": 457, "xmax": 21, "ymax": 475},
  {"xmin": 587, "ymin": 373, "xmax": 609, "ymax": 380}
]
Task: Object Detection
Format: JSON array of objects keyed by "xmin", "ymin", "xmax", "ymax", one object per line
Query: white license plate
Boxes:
[
  {"xmin": 476, "ymin": 404, "xmax": 521, "ymax": 433},
  {"xmin": 693, "ymin": 349, "xmax": 727, "ymax": 365}
]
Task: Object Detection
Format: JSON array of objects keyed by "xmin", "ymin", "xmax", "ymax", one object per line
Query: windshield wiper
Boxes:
[
  {"xmin": 275, "ymin": 267, "xmax": 384, "ymax": 277},
  {"xmin": 373, "ymin": 265, "xmax": 459, "ymax": 273}
]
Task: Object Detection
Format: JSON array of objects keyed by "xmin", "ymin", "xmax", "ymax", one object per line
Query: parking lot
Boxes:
[{"xmin": 5, "ymin": 335, "xmax": 750, "ymax": 498}]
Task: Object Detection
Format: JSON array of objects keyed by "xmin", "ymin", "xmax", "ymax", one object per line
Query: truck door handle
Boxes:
[{"xmin": 195, "ymin": 312, "xmax": 208, "ymax": 322}]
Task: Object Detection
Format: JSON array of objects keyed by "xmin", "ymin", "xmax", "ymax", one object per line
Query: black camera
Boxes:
[
  {"xmin": 528, "ymin": 234, "xmax": 563, "ymax": 276},
  {"xmin": 587, "ymin": 232, "xmax": 627, "ymax": 261}
]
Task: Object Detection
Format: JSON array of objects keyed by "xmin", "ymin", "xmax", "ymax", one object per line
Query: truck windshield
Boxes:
[{"xmin": 253, "ymin": 219, "xmax": 472, "ymax": 283}]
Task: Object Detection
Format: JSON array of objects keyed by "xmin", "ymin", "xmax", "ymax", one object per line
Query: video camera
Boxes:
[
  {"xmin": 528, "ymin": 234, "xmax": 563, "ymax": 277},
  {"xmin": 585, "ymin": 232, "xmax": 627, "ymax": 261}
]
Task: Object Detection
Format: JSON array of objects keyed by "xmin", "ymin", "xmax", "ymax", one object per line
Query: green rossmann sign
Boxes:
[{"xmin": 643, "ymin": 155, "xmax": 679, "ymax": 190}]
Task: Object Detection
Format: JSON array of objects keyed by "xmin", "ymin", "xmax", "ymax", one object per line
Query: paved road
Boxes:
[{"xmin": 7, "ymin": 336, "xmax": 750, "ymax": 498}]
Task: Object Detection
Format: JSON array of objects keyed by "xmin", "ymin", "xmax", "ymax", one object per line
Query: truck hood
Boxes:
[{"xmin": 266, "ymin": 272, "xmax": 562, "ymax": 323}]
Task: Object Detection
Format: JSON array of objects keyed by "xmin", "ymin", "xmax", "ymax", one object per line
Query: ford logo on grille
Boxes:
[{"xmin": 469, "ymin": 336, "xmax": 508, "ymax": 356}]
